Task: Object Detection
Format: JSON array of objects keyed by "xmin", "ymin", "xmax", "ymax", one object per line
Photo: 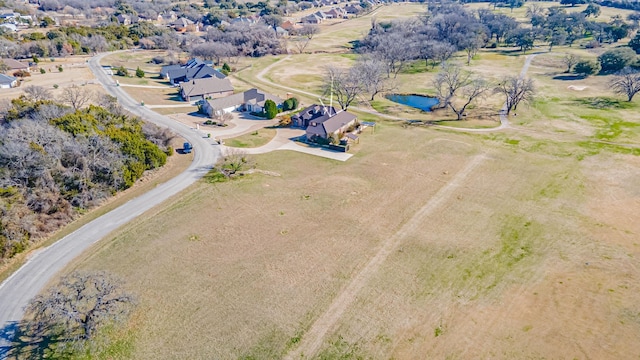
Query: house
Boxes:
[
  {"xmin": 274, "ymin": 26, "xmax": 289, "ymax": 37},
  {"xmin": 301, "ymin": 14, "xmax": 322, "ymax": 24},
  {"xmin": 179, "ymin": 77, "xmax": 234, "ymax": 102},
  {"xmin": 314, "ymin": 11, "xmax": 328, "ymax": 19},
  {"xmin": 161, "ymin": 59, "xmax": 225, "ymax": 85},
  {"xmin": 165, "ymin": 64, "xmax": 224, "ymax": 84},
  {"xmin": 115, "ymin": 14, "xmax": 137, "ymax": 25},
  {"xmin": 0, "ymin": 23, "xmax": 16, "ymax": 32},
  {"xmin": 291, "ymin": 104, "xmax": 338, "ymax": 128},
  {"xmin": 0, "ymin": 58, "xmax": 29, "ymax": 72},
  {"xmin": 292, "ymin": 105, "xmax": 357, "ymax": 141},
  {"xmin": 230, "ymin": 17, "xmax": 254, "ymax": 26},
  {"xmin": 170, "ymin": 17, "xmax": 199, "ymax": 32},
  {"xmin": 281, "ymin": 20, "xmax": 300, "ymax": 32},
  {"xmin": 344, "ymin": 4, "xmax": 362, "ymax": 14},
  {"xmin": 0, "ymin": 73, "xmax": 17, "ymax": 88},
  {"xmin": 325, "ymin": 8, "xmax": 346, "ymax": 18},
  {"xmin": 202, "ymin": 88, "xmax": 283, "ymax": 117}
]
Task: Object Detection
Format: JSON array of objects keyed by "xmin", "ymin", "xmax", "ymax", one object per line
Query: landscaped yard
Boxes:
[{"xmin": 225, "ymin": 127, "xmax": 277, "ymax": 148}]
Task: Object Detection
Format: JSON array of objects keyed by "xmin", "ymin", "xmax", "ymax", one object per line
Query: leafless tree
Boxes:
[
  {"xmin": 60, "ymin": 85, "xmax": 93, "ymax": 111},
  {"xmin": 213, "ymin": 111, "xmax": 233, "ymax": 125},
  {"xmin": 217, "ymin": 148, "xmax": 254, "ymax": 177},
  {"xmin": 610, "ymin": 67, "xmax": 640, "ymax": 102},
  {"xmin": 24, "ymin": 85, "xmax": 52, "ymax": 102},
  {"xmin": 23, "ymin": 271, "xmax": 134, "ymax": 348},
  {"xmin": 495, "ymin": 76, "xmax": 535, "ymax": 114},
  {"xmin": 323, "ymin": 66, "xmax": 362, "ymax": 110},
  {"xmin": 371, "ymin": 31, "xmax": 418, "ymax": 78},
  {"xmin": 525, "ymin": 4, "xmax": 546, "ymax": 18},
  {"xmin": 433, "ymin": 63, "xmax": 490, "ymax": 120},
  {"xmin": 292, "ymin": 24, "xmax": 319, "ymax": 53},
  {"xmin": 352, "ymin": 58, "xmax": 396, "ymax": 101},
  {"xmin": 562, "ymin": 53, "xmax": 579, "ymax": 73}
]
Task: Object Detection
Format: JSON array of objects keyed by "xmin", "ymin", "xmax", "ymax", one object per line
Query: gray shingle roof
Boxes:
[{"xmin": 180, "ymin": 77, "xmax": 233, "ymax": 97}]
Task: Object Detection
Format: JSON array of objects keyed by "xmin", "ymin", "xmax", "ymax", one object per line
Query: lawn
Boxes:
[
  {"xmin": 225, "ymin": 127, "xmax": 277, "ymax": 148},
  {"xmin": 61, "ymin": 118, "xmax": 640, "ymax": 359}
]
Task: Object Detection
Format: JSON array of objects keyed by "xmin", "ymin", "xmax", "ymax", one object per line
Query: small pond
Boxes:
[{"xmin": 386, "ymin": 94, "xmax": 439, "ymax": 112}]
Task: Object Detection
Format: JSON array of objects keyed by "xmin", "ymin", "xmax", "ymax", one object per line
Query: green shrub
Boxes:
[
  {"xmin": 264, "ymin": 99, "xmax": 278, "ymax": 119},
  {"xmin": 135, "ymin": 67, "xmax": 144, "ymax": 78},
  {"xmin": 115, "ymin": 66, "xmax": 128, "ymax": 77},
  {"xmin": 574, "ymin": 60, "xmax": 600, "ymax": 76},
  {"xmin": 598, "ymin": 47, "xmax": 637, "ymax": 73},
  {"xmin": 39, "ymin": 68, "xmax": 45, "ymax": 74}
]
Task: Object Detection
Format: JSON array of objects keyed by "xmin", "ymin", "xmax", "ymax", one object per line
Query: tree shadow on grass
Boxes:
[
  {"xmin": 552, "ymin": 74, "xmax": 587, "ymax": 81},
  {"xmin": 0, "ymin": 320, "xmax": 67, "ymax": 359}
]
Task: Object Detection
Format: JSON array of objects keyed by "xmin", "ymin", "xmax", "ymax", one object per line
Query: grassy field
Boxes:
[
  {"xmin": 226, "ymin": 127, "xmax": 277, "ymax": 148},
  {"xmin": 64, "ymin": 119, "xmax": 640, "ymax": 359},
  {"xmin": 22, "ymin": 2, "xmax": 640, "ymax": 359}
]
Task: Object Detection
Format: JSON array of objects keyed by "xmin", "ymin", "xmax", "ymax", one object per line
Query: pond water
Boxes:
[{"xmin": 386, "ymin": 94, "xmax": 439, "ymax": 112}]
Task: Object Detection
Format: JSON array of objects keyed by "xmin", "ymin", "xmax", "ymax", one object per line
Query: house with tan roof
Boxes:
[
  {"xmin": 201, "ymin": 89, "xmax": 283, "ymax": 117},
  {"xmin": 0, "ymin": 58, "xmax": 29, "ymax": 72},
  {"xmin": 179, "ymin": 77, "xmax": 234, "ymax": 103}
]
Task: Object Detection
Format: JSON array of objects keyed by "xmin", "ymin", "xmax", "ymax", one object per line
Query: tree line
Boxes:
[{"xmin": 0, "ymin": 95, "xmax": 174, "ymax": 262}]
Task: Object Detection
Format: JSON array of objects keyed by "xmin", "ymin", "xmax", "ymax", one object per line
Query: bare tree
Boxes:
[
  {"xmin": 24, "ymin": 85, "xmax": 52, "ymax": 102},
  {"xmin": 23, "ymin": 271, "xmax": 134, "ymax": 348},
  {"xmin": 217, "ymin": 148, "xmax": 254, "ymax": 177},
  {"xmin": 213, "ymin": 111, "xmax": 233, "ymax": 125},
  {"xmin": 433, "ymin": 63, "xmax": 490, "ymax": 120},
  {"xmin": 352, "ymin": 58, "xmax": 396, "ymax": 100},
  {"xmin": 562, "ymin": 53, "xmax": 579, "ymax": 73},
  {"xmin": 610, "ymin": 67, "xmax": 640, "ymax": 101},
  {"xmin": 371, "ymin": 31, "xmax": 418, "ymax": 78},
  {"xmin": 292, "ymin": 24, "xmax": 319, "ymax": 53},
  {"xmin": 60, "ymin": 85, "xmax": 93, "ymax": 111},
  {"xmin": 495, "ymin": 76, "xmax": 535, "ymax": 114},
  {"xmin": 323, "ymin": 66, "xmax": 362, "ymax": 110}
]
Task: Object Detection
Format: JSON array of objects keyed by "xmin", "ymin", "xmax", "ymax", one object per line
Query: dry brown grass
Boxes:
[
  {"xmin": 24, "ymin": 4, "xmax": 640, "ymax": 359},
  {"xmin": 64, "ymin": 114, "xmax": 640, "ymax": 359}
]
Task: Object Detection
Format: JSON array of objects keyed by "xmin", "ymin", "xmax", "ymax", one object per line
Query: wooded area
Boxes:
[{"xmin": 0, "ymin": 99, "xmax": 174, "ymax": 262}]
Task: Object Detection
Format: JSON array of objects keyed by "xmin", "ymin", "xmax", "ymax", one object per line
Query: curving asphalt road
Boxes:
[{"xmin": 0, "ymin": 52, "xmax": 220, "ymax": 357}]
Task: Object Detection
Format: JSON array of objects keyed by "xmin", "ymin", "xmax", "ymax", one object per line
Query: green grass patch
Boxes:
[
  {"xmin": 574, "ymin": 97, "xmax": 637, "ymax": 110},
  {"xmin": 413, "ymin": 214, "xmax": 544, "ymax": 299},
  {"xmin": 203, "ymin": 169, "xmax": 229, "ymax": 183},
  {"xmin": 339, "ymin": 53, "xmax": 358, "ymax": 61},
  {"xmin": 401, "ymin": 60, "xmax": 433, "ymax": 74},
  {"xmin": 316, "ymin": 335, "xmax": 366, "ymax": 360},
  {"xmin": 225, "ymin": 128, "xmax": 276, "ymax": 148}
]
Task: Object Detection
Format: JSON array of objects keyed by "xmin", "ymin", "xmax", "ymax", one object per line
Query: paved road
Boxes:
[{"xmin": 0, "ymin": 52, "xmax": 220, "ymax": 357}]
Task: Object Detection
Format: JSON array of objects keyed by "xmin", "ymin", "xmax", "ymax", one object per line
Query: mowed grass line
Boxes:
[{"xmin": 285, "ymin": 153, "xmax": 487, "ymax": 360}]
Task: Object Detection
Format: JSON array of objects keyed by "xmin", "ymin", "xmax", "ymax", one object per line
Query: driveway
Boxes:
[{"xmin": 222, "ymin": 127, "xmax": 354, "ymax": 162}]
